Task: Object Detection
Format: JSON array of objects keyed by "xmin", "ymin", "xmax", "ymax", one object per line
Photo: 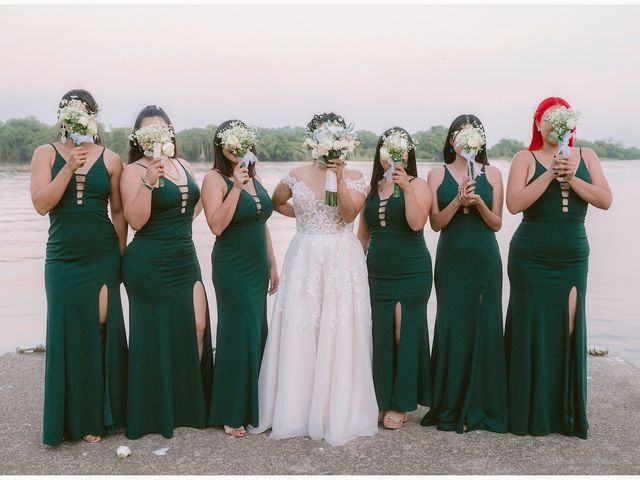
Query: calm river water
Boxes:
[{"xmin": 1, "ymin": 160, "xmax": 638, "ymax": 365}]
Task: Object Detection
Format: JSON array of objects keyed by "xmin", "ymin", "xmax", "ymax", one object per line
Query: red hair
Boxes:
[{"xmin": 528, "ymin": 96, "xmax": 575, "ymax": 151}]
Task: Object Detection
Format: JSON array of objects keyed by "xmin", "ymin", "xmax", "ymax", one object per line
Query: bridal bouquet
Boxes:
[
  {"xmin": 217, "ymin": 121, "xmax": 259, "ymax": 169},
  {"xmin": 129, "ymin": 124, "xmax": 175, "ymax": 187},
  {"xmin": 453, "ymin": 123, "xmax": 486, "ymax": 214},
  {"xmin": 57, "ymin": 98, "xmax": 99, "ymax": 146},
  {"xmin": 380, "ymin": 129, "xmax": 415, "ymax": 198},
  {"xmin": 303, "ymin": 120, "xmax": 358, "ymax": 206},
  {"xmin": 544, "ymin": 106, "xmax": 578, "ymax": 182}
]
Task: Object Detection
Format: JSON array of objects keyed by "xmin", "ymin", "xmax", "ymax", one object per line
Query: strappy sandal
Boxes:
[
  {"xmin": 224, "ymin": 425, "xmax": 246, "ymax": 438},
  {"xmin": 82, "ymin": 434, "xmax": 102, "ymax": 443},
  {"xmin": 383, "ymin": 411, "xmax": 407, "ymax": 430}
]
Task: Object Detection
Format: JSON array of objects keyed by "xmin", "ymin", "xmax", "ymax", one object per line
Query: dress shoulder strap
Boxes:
[{"xmin": 49, "ymin": 143, "xmax": 60, "ymax": 155}]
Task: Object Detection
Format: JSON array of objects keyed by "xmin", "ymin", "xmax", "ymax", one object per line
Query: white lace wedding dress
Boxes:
[{"xmin": 248, "ymin": 173, "xmax": 379, "ymax": 446}]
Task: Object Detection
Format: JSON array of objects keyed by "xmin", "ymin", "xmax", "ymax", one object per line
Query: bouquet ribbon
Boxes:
[
  {"xmin": 461, "ymin": 149, "xmax": 477, "ymax": 166},
  {"xmin": 558, "ymin": 130, "xmax": 573, "ymax": 157},
  {"xmin": 241, "ymin": 150, "xmax": 258, "ymax": 167},
  {"xmin": 383, "ymin": 159, "xmax": 400, "ymax": 182},
  {"xmin": 70, "ymin": 132, "xmax": 95, "ymax": 146},
  {"xmin": 325, "ymin": 169, "xmax": 337, "ymax": 195}
]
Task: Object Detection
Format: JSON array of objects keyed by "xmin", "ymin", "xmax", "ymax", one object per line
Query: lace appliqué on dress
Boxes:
[{"xmin": 345, "ymin": 176, "xmax": 368, "ymax": 196}]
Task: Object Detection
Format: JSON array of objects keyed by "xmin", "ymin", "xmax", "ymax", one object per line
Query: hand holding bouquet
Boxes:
[
  {"xmin": 217, "ymin": 121, "xmax": 258, "ymax": 166},
  {"xmin": 544, "ymin": 106, "xmax": 578, "ymax": 182},
  {"xmin": 380, "ymin": 129, "xmax": 415, "ymax": 198},
  {"xmin": 129, "ymin": 124, "xmax": 175, "ymax": 188},
  {"xmin": 453, "ymin": 123, "xmax": 486, "ymax": 214}
]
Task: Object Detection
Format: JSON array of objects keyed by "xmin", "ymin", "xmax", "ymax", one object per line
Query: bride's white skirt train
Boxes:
[{"xmin": 249, "ymin": 231, "xmax": 379, "ymax": 446}]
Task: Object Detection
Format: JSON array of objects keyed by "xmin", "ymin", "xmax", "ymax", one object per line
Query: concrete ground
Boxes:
[{"xmin": 0, "ymin": 352, "xmax": 639, "ymax": 475}]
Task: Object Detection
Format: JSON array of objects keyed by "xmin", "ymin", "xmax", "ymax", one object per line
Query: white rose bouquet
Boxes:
[
  {"xmin": 544, "ymin": 106, "xmax": 579, "ymax": 181},
  {"xmin": 379, "ymin": 129, "xmax": 415, "ymax": 198},
  {"xmin": 129, "ymin": 124, "xmax": 176, "ymax": 187},
  {"xmin": 216, "ymin": 122, "xmax": 259, "ymax": 170},
  {"xmin": 57, "ymin": 98, "xmax": 99, "ymax": 146},
  {"xmin": 453, "ymin": 123, "xmax": 487, "ymax": 214},
  {"xmin": 303, "ymin": 120, "xmax": 358, "ymax": 206}
]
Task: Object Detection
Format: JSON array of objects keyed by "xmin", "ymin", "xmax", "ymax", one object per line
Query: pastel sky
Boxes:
[{"xmin": 1, "ymin": 4, "xmax": 639, "ymax": 147}]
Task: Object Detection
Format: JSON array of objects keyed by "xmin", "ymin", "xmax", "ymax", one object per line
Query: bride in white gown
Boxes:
[{"xmin": 249, "ymin": 115, "xmax": 379, "ymax": 446}]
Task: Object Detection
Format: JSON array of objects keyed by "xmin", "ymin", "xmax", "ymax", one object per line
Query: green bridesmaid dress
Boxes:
[
  {"xmin": 363, "ymin": 180, "xmax": 432, "ymax": 413},
  {"xmin": 505, "ymin": 149, "xmax": 592, "ymax": 439},
  {"xmin": 209, "ymin": 175, "xmax": 273, "ymax": 428},
  {"xmin": 122, "ymin": 161, "xmax": 214, "ymax": 439},
  {"xmin": 43, "ymin": 144, "xmax": 128, "ymax": 446},
  {"xmin": 421, "ymin": 164, "xmax": 508, "ymax": 433}
]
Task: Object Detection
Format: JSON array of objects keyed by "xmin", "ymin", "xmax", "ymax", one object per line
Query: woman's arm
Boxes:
[
  {"xmin": 356, "ymin": 209, "xmax": 370, "ymax": 253},
  {"xmin": 563, "ymin": 148, "xmax": 612, "ymax": 210},
  {"xmin": 120, "ymin": 161, "xmax": 159, "ymax": 231},
  {"xmin": 30, "ymin": 145, "xmax": 82, "ymax": 215},
  {"xmin": 105, "ymin": 151, "xmax": 128, "ymax": 253},
  {"xmin": 265, "ymin": 224, "xmax": 279, "ymax": 295},
  {"xmin": 395, "ymin": 168, "xmax": 430, "ymax": 231},
  {"xmin": 272, "ymin": 180, "xmax": 295, "ymax": 217},
  {"xmin": 506, "ymin": 150, "xmax": 556, "ymax": 214},
  {"xmin": 427, "ymin": 166, "xmax": 462, "ymax": 232},
  {"xmin": 201, "ymin": 167, "xmax": 246, "ymax": 236}
]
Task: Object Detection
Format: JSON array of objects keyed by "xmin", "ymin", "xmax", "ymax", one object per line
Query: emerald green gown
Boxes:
[
  {"xmin": 209, "ymin": 175, "xmax": 273, "ymax": 428},
  {"xmin": 43, "ymin": 144, "xmax": 128, "ymax": 446},
  {"xmin": 363, "ymin": 181, "xmax": 433, "ymax": 412},
  {"xmin": 505, "ymin": 150, "xmax": 592, "ymax": 439},
  {"xmin": 122, "ymin": 162, "xmax": 213, "ymax": 439},
  {"xmin": 421, "ymin": 165, "xmax": 508, "ymax": 433}
]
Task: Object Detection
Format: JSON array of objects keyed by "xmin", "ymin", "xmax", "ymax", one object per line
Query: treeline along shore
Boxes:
[{"xmin": 1, "ymin": 116, "xmax": 639, "ymax": 164}]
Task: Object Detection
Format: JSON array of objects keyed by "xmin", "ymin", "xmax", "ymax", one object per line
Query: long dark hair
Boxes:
[
  {"xmin": 212, "ymin": 120, "xmax": 257, "ymax": 178},
  {"xmin": 306, "ymin": 112, "xmax": 346, "ymax": 133},
  {"xmin": 442, "ymin": 114, "xmax": 488, "ymax": 165},
  {"xmin": 128, "ymin": 105, "xmax": 177, "ymax": 164},
  {"xmin": 367, "ymin": 127, "xmax": 417, "ymax": 201},
  {"xmin": 58, "ymin": 89, "xmax": 101, "ymax": 145}
]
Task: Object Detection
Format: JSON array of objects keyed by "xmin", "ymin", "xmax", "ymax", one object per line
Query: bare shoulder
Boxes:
[
  {"xmin": 34, "ymin": 143, "xmax": 55, "ymax": 156},
  {"xmin": 426, "ymin": 164, "xmax": 445, "ymax": 184},
  {"xmin": 485, "ymin": 164, "xmax": 503, "ymax": 179},
  {"xmin": 176, "ymin": 157, "xmax": 193, "ymax": 171},
  {"xmin": 578, "ymin": 146, "xmax": 600, "ymax": 164},
  {"xmin": 203, "ymin": 168, "xmax": 229, "ymax": 191},
  {"xmin": 410, "ymin": 176, "xmax": 428, "ymax": 188},
  {"xmin": 123, "ymin": 159, "xmax": 146, "ymax": 175},
  {"xmin": 103, "ymin": 148, "xmax": 123, "ymax": 172},
  {"xmin": 31, "ymin": 144, "xmax": 56, "ymax": 168},
  {"xmin": 203, "ymin": 168, "xmax": 225, "ymax": 183},
  {"xmin": 511, "ymin": 149, "xmax": 534, "ymax": 166},
  {"xmin": 427, "ymin": 164, "xmax": 445, "ymax": 179}
]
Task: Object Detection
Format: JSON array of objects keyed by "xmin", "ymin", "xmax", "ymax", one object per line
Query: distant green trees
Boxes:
[
  {"xmin": 487, "ymin": 138, "xmax": 527, "ymax": 158},
  {"xmin": 574, "ymin": 139, "xmax": 640, "ymax": 160},
  {"xmin": 0, "ymin": 117, "xmax": 56, "ymax": 163},
  {"xmin": 0, "ymin": 116, "xmax": 638, "ymax": 164}
]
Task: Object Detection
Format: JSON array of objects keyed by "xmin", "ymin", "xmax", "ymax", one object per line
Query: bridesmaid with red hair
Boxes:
[{"xmin": 505, "ymin": 97, "xmax": 612, "ymax": 438}]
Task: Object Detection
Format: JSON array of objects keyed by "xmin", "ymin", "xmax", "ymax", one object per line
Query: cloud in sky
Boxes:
[{"xmin": 1, "ymin": 4, "xmax": 639, "ymax": 146}]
